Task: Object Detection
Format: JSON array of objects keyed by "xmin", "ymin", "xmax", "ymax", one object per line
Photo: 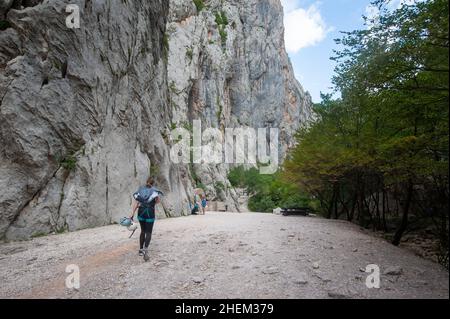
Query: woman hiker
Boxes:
[
  {"xmin": 191, "ymin": 189, "xmax": 204, "ymax": 215},
  {"xmin": 129, "ymin": 177, "xmax": 161, "ymax": 261},
  {"xmin": 191, "ymin": 193, "xmax": 200, "ymax": 215},
  {"xmin": 201, "ymin": 194, "xmax": 207, "ymax": 215}
]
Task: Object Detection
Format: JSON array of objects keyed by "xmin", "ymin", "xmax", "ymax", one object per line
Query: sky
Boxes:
[{"xmin": 280, "ymin": 0, "xmax": 412, "ymax": 103}]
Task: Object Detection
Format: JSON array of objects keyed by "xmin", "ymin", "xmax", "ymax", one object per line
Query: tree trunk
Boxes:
[
  {"xmin": 392, "ymin": 182, "xmax": 414, "ymax": 246},
  {"xmin": 334, "ymin": 185, "xmax": 340, "ymax": 219},
  {"xmin": 375, "ymin": 191, "xmax": 380, "ymax": 231},
  {"xmin": 327, "ymin": 185, "xmax": 337, "ymax": 219},
  {"xmin": 382, "ymin": 189, "xmax": 388, "ymax": 231},
  {"xmin": 349, "ymin": 194, "xmax": 357, "ymax": 221}
]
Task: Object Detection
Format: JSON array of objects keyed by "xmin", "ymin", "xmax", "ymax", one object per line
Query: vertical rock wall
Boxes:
[
  {"xmin": 0, "ymin": 0, "xmax": 313, "ymax": 241},
  {"xmin": 166, "ymin": 0, "xmax": 314, "ymax": 204},
  {"xmin": 0, "ymin": 0, "xmax": 195, "ymax": 241}
]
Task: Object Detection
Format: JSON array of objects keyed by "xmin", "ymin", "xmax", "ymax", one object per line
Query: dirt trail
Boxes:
[{"xmin": 0, "ymin": 212, "xmax": 448, "ymax": 299}]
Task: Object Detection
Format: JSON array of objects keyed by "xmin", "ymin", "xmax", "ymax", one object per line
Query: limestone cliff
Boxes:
[
  {"xmin": 0, "ymin": 0, "xmax": 313, "ymax": 241},
  {"xmin": 166, "ymin": 0, "xmax": 314, "ymax": 206},
  {"xmin": 0, "ymin": 0, "xmax": 191, "ymax": 240}
]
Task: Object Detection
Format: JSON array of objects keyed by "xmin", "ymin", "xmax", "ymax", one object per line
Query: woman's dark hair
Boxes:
[{"xmin": 146, "ymin": 177, "xmax": 154, "ymax": 187}]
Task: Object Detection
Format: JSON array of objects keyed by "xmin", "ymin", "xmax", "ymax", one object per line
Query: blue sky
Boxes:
[{"xmin": 281, "ymin": 0, "xmax": 376, "ymax": 103}]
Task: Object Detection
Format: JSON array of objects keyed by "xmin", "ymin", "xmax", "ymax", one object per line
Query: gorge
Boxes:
[{"xmin": 0, "ymin": 0, "xmax": 314, "ymax": 240}]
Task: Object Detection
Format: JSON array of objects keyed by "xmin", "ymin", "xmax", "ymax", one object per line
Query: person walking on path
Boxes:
[{"xmin": 129, "ymin": 177, "xmax": 161, "ymax": 261}]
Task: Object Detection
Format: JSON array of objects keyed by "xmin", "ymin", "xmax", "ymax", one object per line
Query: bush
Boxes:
[
  {"xmin": 186, "ymin": 47, "xmax": 193, "ymax": 60},
  {"xmin": 215, "ymin": 11, "xmax": 228, "ymax": 26},
  {"xmin": 248, "ymin": 194, "xmax": 275, "ymax": 213},
  {"xmin": 197, "ymin": 182, "xmax": 207, "ymax": 191},
  {"xmin": 193, "ymin": 0, "xmax": 205, "ymax": 12},
  {"xmin": 228, "ymin": 166, "xmax": 246, "ymax": 187},
  {"xmin": 219, "ymin": 28, "xmax": 227, "ymax": 47},
  {"xmin": 279, "ymin": 193, "xmax": 310, "ymax": 209},
  {"xmin": 214, "ymin": 181, "xmax": 226, "ymax": 192},
  {"xmin": 215, "ymin": 11, "xmax": 228, "ymax": 48},
  {"xmin": 61, "ymin": 156, "xmax": 77, "ymax": 171},
  {"xmin": 228, "ymin": 166, "xmax": 313, "ymax": 212}
]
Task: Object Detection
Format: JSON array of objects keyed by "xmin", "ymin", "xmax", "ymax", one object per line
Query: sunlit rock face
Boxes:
[
  {"xmin": 166, "ymin": 0, "xmax": 314, "ymax": 204},
  {"xmin": 0, "ymin": 0, "xmax": 313, "ymax": 240}
]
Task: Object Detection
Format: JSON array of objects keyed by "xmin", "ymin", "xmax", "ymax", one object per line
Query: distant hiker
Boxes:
[
  {"xmin": 191, "ymin": 191, "xmax": 201, "ymax": 215},
  {"xmin": 191, "ymin": 194, "xmax": 200, "ymax": 215},
  {"xmin": 201, "ymin": 194, "xmax": 207, "ymax": 215},
  {"xmin": 129, "ymin": 177, "xmax": 161, "ymax": 262}
]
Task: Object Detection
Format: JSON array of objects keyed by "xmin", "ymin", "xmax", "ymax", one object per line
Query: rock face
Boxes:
[
  {"xmin": 0, "ymin": 0, "xmax": 191, "ymax": 240},
  {"xmin": 0, "ymin": 0, "xmax": 313, "ymax": 241},
  {"xmin": 166, "ymin": 0, "xmax": 314, "ymax": 204}
]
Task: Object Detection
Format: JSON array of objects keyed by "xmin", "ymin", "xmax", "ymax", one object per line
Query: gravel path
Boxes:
[{"xmin": 0, "ymin": 212, "xmax": 448, "ymax": 299}]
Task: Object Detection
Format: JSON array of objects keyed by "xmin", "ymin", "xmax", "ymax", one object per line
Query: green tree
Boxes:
[{"xmin": 283, "ymin": 0, "xmax": 448, "ymax": 267}]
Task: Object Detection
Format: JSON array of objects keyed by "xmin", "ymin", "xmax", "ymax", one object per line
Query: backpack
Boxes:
[{"xmin": 133, "ymin": 186, "xmax": 162, "ymax": 208}]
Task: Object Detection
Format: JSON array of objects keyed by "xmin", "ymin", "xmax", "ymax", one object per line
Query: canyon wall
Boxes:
[
  {"xmin": 166, "ymin": 0, "xmax": 314, "ymax": 206},
  {"xmin": 0, "ymin": 0, "xmax": 313, "ymax": 241}
]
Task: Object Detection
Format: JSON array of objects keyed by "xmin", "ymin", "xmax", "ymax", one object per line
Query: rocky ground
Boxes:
[{"xmin": 0, "ymin": 212, "xmax": 448, "ymax": 299}]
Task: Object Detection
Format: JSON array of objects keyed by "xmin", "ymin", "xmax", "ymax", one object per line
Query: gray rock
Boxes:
[
  {"xmin": 313, "ymin": 273, "xmax": 332, "ymax": 283},
  {"xmin": 155, "ymin": 260, "xmax": 169, "ymax": 268},
  {"xmin": 166, "ymin": 0, "xmax": 314, "ymax": 209},
  {"xmin": 0, "ymin": 0, "xmax": 190, "ymax": 240},
  {"xmin": 312, "ymin": 262, "xmax": 320, "ymax": 269},
  {"xmin": 409, "ymin": 280, "xmax": 428, "ymax": 288},
  {"xmin": 384, "ymin": 266, "xmax": 403, "ymax": 276},
  {"xmin": 263, "ymin": 266, "xmax": 279, "ymax": 275},
  {"xmin": 0, "ymin": 0, "xmax": 314, "ymax": 239},
  {"xmin": 328, "ymin": 290, "xmax": 351, "ymax": 299},
  {"xmin": 192, "ymin": 276, "xmax": 204, "ymax": 284},
  {"xmin": 294, "ymin": 272, "xmax": 309, "ymax": 285}
]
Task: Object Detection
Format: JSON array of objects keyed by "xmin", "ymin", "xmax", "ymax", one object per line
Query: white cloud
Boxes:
[
  {"xmin": 281, "ymin": 1, "xmax": 332, "ymax": 54},
  {"xmin": 364, "ymin": 0, "xmax": 421, "ymax": 28},
  {"xmin": 387, "ymin": 0, "xmax": 419, "ymax": 10},
  {"xmin": 281, "ymin": 0, "xmax": 302, "ymax": 13},
  {"xmin": 365, "ymin": 5, "xmax": 381, "ymax": 28}
]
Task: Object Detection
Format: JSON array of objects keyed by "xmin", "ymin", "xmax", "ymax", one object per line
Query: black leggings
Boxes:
[{"xmin": 139, "ymin": 221, "xmax": 154, "ymax": 249}]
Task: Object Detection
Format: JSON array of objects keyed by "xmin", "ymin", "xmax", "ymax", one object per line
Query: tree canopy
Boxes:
[{"xmin": 282, "ymin": 0, "xmax": 448, "ymax": 267}]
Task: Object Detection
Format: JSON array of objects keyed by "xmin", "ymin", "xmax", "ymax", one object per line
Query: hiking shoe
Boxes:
[
  {"xmin": 143, "ymin": 248, "xmax": 150, "ymax": 262},
  {"xmin": 139, "ymin": 249, "xmax": 144, "ymax": 256}
]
